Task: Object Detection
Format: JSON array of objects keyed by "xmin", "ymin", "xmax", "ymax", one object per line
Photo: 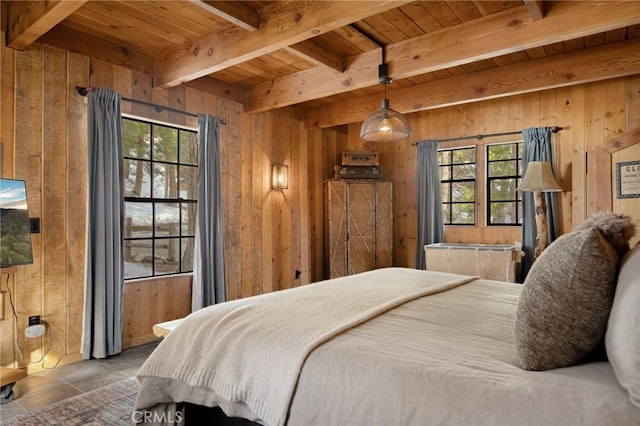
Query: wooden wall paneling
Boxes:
[
  {"xmin": 65, "ymin": 51, "xmax": 89, "ymax": 355},
  {"xmin": 15, "ymin": 45, "xmax": 44, "ymax": 363},
  {"xmin": 250, "ymin": 114, "xmax": 265, "ymax": 296},
  {"xmin": 570, "ymin": 85, "xmax": 587, "ymax": 225},
  {"xmin": 294, "ymin": 119, "xmax": 308, "ymax": 285},
  {"xmin": 240, "ymin": 108, "xmax": 254, "ymax": 298},
  {"xmin": 261, "ymin": 114, "xmax": 273, "ymax": 294},
  {"xmin": 555, "ymin": 87, "xmax": 575, "ymax": 234},
  {"xmin": 219, "ymin": 97, "xmax": 243, "ymax": 300},
  {"xmin": 113, "ymin": 66, "xmax": 133, "ymax": 116},
  {"xmin": 584, "ymin": 82, "xmax": 605, "ymax": 216},
  {"xmin": 131, "ymin": 70, "xmax": 153, "ymax": 118},
  {"xmin": 307, "ymin": 128, "xmax": 324, "ymax": 282},
  {"xmin": 42, "ymin": 45, "xmax": 68, "ymax": 361},
  {"xmin": 275, "ymin": 114, "xmax": 293, "ymax": 291},
  {"xmin": 0, "ymin": 32, "xmax": 17, "ymax": 367},
  {"xmin": 628, "ymin": 76, "xmax": 640, "ymax": 130},
  {"xmin": 89, "ymin": 59, "xmax": 113, "ymax": 91}
]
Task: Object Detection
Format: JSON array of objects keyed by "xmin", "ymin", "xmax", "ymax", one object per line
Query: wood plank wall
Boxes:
[
  {"xmin": 342, "ymin": 76, "xmax": 640, "ymax": 268},
  {"xmin": 0, "ymin": 37, "xmax": 340, "ymax": 368},
  {"xmin": 1, "ymin": 33, "xmax": 638, "ymax": 369}
]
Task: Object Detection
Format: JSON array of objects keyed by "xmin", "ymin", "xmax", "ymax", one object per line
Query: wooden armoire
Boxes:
[{"xmin": 325, "ymin": 180, "xmax": 393, "ymax": 278}]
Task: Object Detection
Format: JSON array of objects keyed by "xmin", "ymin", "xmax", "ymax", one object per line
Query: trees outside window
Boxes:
[
  {"xmin": 122, "ymin": 117, "xmax": 198, "ymax": 279},
  {"xmin": 439, "ymin": 147, "xmax": 476, "ymax": 225},
  {"xmin": 486, "ymin": 142, "xmax": 523, "ymax": 225}
]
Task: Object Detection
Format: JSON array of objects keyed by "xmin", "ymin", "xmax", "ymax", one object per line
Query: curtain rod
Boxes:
[
  {"xmin": 75, "ymin": 86, "xmax": 227, "ymax": 125},
  {"xmin": 411, "ymin": 126, "xmax": 562, "ymax": 146}
]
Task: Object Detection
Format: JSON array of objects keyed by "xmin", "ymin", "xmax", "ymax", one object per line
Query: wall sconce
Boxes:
[{"xmin": 272, "ymin": 163, "xmax": 288, "ymax": 190}]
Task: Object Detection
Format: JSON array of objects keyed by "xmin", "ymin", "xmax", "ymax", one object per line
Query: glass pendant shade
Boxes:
[{"xmin": 360, "ymin": 98, "xmax": 412, "ymax": 142}]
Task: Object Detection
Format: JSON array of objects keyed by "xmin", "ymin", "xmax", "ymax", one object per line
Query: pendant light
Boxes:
[{"xmin": 360, "ymin": 48, "xmax": 411, "ymax": 142}]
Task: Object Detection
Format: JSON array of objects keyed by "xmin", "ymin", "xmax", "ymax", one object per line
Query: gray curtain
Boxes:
[
  {"xmin": 519, "ymin": 126, "xmax": 559, "ymax": 281},
  {"xmin": 192, "ymin": 114, "xmax": 227, "ymax": 310},
  {"xmin": 416, "ymin": 140, "xmax": 444, "ymax": 269},
  {"xmin": 82, "ymin": 88, "xmax": 124, "ymax": 359}
]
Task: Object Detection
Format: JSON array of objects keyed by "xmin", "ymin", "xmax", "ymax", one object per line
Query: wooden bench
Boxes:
[
  {"xmin": 0, "ymin": 367, "xmax": 26, "ymax": 404},
  {"xmin": 153, "ymin": 318, "xmax": 184, "ymax": 338}
]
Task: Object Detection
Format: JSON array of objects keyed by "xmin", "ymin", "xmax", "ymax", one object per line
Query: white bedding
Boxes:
[{"xmin": 135, "ymin": 268, "xmax": 639, "ymax": 426}]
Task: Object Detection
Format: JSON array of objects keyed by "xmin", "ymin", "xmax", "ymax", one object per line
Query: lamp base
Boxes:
[{"xmin": 533, "ymin": 190, "xmax": 548, "ymax": 259}]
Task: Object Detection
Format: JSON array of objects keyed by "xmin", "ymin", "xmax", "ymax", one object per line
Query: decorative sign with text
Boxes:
[{"xmin": 616, "ymin": 160, "xmax": 640, "ymax": 199}]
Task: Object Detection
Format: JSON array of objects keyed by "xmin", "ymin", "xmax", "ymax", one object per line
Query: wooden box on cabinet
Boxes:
[{"xmin": 325, "ymin": 180, "xmax": 392, "ymax": 278}]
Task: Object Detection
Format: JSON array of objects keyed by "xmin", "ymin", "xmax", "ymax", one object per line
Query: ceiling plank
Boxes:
[
  {"xmin": 38, "ymin": 25, "xmax": 154, "ymax": 74},
  {"xmin": 153, "ymin": 1, "xmax": 411, "ymax": 88},
  {"xmin": 247, "ymin": 1, "xmax": 640, "ymax": 113},
  {"xmin": 7, "ymin": 0, "xmax": 88, "ymax": 50},
  {"xmin": 524, "ymin": 1, "xmax": 545, "ymax": 21},
  {"xmin": 304, "ymin": 38, "xmax": 640, "ymax": 128}
]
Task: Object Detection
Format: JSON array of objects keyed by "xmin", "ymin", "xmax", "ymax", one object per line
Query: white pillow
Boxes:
[{"xmin": 605, "ymin": 244, "xmax": 640, "ymax": 408}]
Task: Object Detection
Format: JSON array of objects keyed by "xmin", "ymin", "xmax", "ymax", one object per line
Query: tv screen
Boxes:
[{"xmin": 0, "ymin": 178, "xmax": 34, "ymax": 267}]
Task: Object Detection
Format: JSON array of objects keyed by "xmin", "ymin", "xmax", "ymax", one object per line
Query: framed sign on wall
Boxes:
[{"xmin": 616, "ymin": 160, "xmax": 640, "ymax": 199}]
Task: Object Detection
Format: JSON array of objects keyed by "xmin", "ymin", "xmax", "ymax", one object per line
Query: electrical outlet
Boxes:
[
  {"xmin": 28, "ymin": 315, "xmax": 40, "ymax": 326},
  {"xmin": 25, "ymin": 324, "xmax": 46, "ymax": 338}
]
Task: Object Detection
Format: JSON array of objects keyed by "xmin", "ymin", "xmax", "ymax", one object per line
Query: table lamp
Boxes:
[{"xmin": 516, "ymin": 161, "xmax": 562, "ymax": 259}]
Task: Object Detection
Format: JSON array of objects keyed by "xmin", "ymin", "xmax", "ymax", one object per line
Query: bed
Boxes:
[{"xmin": 135, "ymin": 220, "xmax": 639, "ymax": 426}]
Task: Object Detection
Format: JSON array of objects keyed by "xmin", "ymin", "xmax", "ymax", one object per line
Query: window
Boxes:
[
  {"xmin": 486, "ymin": 142, "xmax": 523, "ymax": 225},
  {"xmin": 439, "ymin": 147, "xmax": 476, "ymax": 225},
  {"xmin": 122, "ymin": 117, "xmax": 198, "ymax": 279}
]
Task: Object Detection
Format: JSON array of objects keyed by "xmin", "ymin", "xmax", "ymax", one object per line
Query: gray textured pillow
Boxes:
[{"xmin": 515, "ymin": 227, "xmax": 619, "ymax": 371}]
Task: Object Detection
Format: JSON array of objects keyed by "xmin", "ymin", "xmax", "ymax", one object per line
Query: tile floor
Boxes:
[{"xmin": 0, "ymin": 341, "xmax": 158, "ymax": 422}]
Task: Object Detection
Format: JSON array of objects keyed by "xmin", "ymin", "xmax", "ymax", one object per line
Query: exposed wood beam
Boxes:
[
  {"xmin": 38, "ymin": 25, "xmax": 154, "ymax": 74},
  {"xmin": 304, "ymin": 39, "xmax": 640, "ymax": 128},
  {"xmin": 524, "ymin": 1, "xmax": 545, "ymax": 21},
  {"xmin": 192, "ymin": 0, "xmax": 344, "ymax": 72},
  {"xmin": 7, "ymin": 0, "xmax": 87, "ymax": 50},
  {"xmin": 154, "ymin": 1, "xmax": 410, "ymax": 88},
  {"xmin": 189, "ymin": 0, "xmax": 259, "ymax": 31},
  {"xmin": 181, "ymin": 76, "xmax": 246, "ymax": 105},
  {"xmin": 284, "ymin": 41, "xmax": 344, "ymax": 72},
  {"xmin": 247, "ymin": 1, "xmax": 640, "ymax": 113}
]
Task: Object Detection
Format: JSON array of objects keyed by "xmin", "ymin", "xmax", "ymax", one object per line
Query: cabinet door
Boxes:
[
  {"xmin": 326, "ymin": 181, "xmax": 347, "ymax": 278},
  {"xmin": 347, "ymin": 183, "xmax": 376, "ymax": 275},
  {"xmin": 375, "ymin": 181, "xmax": 393, "ymax": 268}
]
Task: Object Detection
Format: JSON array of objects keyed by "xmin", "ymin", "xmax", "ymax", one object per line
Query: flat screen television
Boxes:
[{"xmin": 0, "ymin": 178, "xmax": 34, "ymax": 268}]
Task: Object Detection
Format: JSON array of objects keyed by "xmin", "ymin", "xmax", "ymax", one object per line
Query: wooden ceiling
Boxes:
[{"xmin": 4, "ymin": 1, "xmax": 640, "ymax": 128}]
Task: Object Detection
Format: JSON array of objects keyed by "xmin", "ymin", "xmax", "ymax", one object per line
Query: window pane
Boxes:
[
  {"xmin": 123, "ymin": 120, "xmax": 150, "ymax": 160},
  {"xmin": 181, "ymin": 237, "xmax": 195, "ymax": 273},
  {"xmin": 124, "ymin": 160, "xmax": 151, "ymax": 197},
  {"xmin": 181, "ymin": 203, "xmax": 196, "ymax": 236},
  {"xmin": 179, "ymin": 165, "xmax": 198, "ymax": 199},
  {"xmin": 489, "ymin": 178, "xmax": 517, "ymax": 201},
  {"xmin": 452, "ymin": 148, "xmax": 475, "ymax": 163},
  {"xmin": 490, "ymin": 202, "xmax": 518, "ymax": 224},
  {"xmin": 442, "ymin": 204, "xmax": 451, "ymax": 225},
  {"xmin": 153, "ymin": 126, "xmax": 178, "ymax": 162},
  {"xmin": 452, "ymin": 164, "xmax": 475, "ymax": 180},
  {"xmin": 156, "ymin": 203, "xmax": 179, "ymax": 237},
  {"xmin": 438, "ymin": 151, "xmax": 450, "ymax": 165},
  {"xmin": 487, "ymin": 144, "xmax": 518, "ymax": 161},
  {"xmin": 441, "ymin": 182, "xmax": 450, "ymax": 202},
  {"xmin": 439, "ymin": 166, "xmax": 451, "ymax": 180},
  {"xmin": 488, "ymin": 160, "xmax": 517, "ymax": 177},
  {"xmin": 153, "ymin": 164, "xmax": 178, "ymax": 198},
  {"xmin": 155, "ymin": 239, "xmax": 180, "ymax": 275},
  {"xmin": 452, "ymin": 203, "xmax": 474, "ymax": 224},
  {"xmin": 125, "ymin": 202, "xmax": 153, "ymax": 238},
  {"xmin": 179, "ymin": 130, "xmax": 198, "ymax": 165},
  {"xmin": 124, "ymin": 239, "xmax": 152, "ymax": 279},
  {"xmin": 451, "ymin": 181, "xmax": 474, "ymax": 202}
]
